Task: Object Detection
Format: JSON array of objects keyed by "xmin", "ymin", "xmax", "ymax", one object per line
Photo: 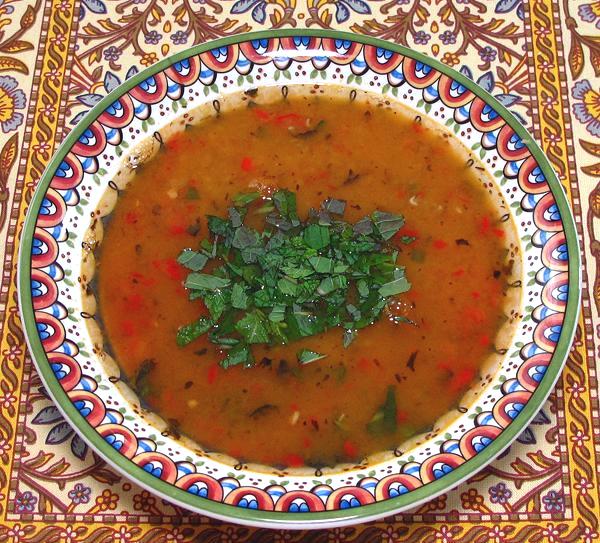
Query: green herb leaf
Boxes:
[
  {"xmin": 367, "ymin": 386, "xmax": 397, "ymax": 434},
  {"xmin": 297, "ymin": 349, "xmax": 327, "ymax": 365},
  {"xmin": 231, "ymin": 283, "xmax": 249, "ymax": 309},
  {"xmin": 304, "ymin": 224, "xmax": 330, "ymax": 250},
  {"xmin": 343, "ymin": 328, "xmax": 357, "ymax": 348},
  {"xmin": 309, "ymin": 256, "xmax": 334, "ymax": 273},
  {"xmin": 317, "ymin": 275, "xmax": 347, "ymax": 296},
  {"xmin": 272, "ymin": 190, "xmax": 299, "ymax": 225},
  {"xmin": 379, "ymin": 275, "xmax": 411, "ymax": 297},
  {"xmin": 269, "ymin": 304, "xmax": 286, "ymax": 322},
  {"xmin": 185, "ymin": 187, "xmax": 200, "ymax": 200},
  {"xmin": 233, "ymin": 191, "xmax": 260, "ymax": 207},
  {"xmin": 176, "ymin": 317, "xmax": 213, "ymax": 346},
  {"xmin": 372, "ymin": 211, "xmax": 404, "ymax": 240},
  {"xmin": 177, "ymin": 190, "xmax": 412, "ymax": 368},
  {"xmin": 134, "ymin": 359, "xmax": 155, "ymax": 399},
  {"xmin": 177, "ymin": 250, "xmax": 208, "ymax": 271},
  {"xmin": 207, "ymin": 215, "xmax": 230, "ymax": 236},
  {"xmin": 203, "ymin": 290, "xmax": 228, "ymax": 320},
  {"xmin": 235, "ymin": 311, "xmax": 271, "ymax": 344},
  {"xmin": 185, "ymin": 273, "xmax": 230, "ymax": 290},
  {"xmin": 278, "ymin": 276, "xmax": 299, "ymax": 296},
  {"xmin": 322, "ymin": 198, "xmax": 346, "ymax": 215},
  {"xmin": 221, "ymin": 343, "xmax": 253, "ymax": 369}
]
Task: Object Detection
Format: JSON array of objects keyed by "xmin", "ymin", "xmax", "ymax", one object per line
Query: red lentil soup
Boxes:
[{"xmin": 96, "ymin": 87, "xmax": 519, "ymax": 468}]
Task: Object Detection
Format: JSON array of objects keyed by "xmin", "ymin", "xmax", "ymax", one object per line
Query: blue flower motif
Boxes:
[
  {"xmin": 479, "ymin": 46, "xmax": 497, "ymax": 63},
  {"xmin": 15, "ymin": 491, "xmax": 37, "ymax": 512},
  {"xmin": 0, "ymin": 75, "xmax": 26, "ymax": 133},
  {"xmin": 0, "ymin": 0, "xmax": 14, "ymax": 13},
  {"xmin": 440, "ymin": 30, "xmax": 457, "ymax": 45},
  {"xmin": 414, "ymin": 31, "xmax": 431, "ymax": 45},
  {"xmin": 488, "ymin": 482, "xmax": 512, "ymax": 504},
  {"xmin": 578, "ymin": 2, "xmax": 600, "ymax": 28},
  {"xmin": 572, "ymin": 79, "xmax": 600, "ymax": 137},
  {"xmin": 542, "ymin": 490, "xmax": 564, "ymax": 513},
  {"xmin": 68, "ymin": 483, "xmax": 91, "ymax": 504},
  {"xmin": 170, "ymin": 31, "xmax": 189, "ymax": 45},
  {"xmin": 103, "ymin": 46, "xmax": 121, "ymax": 61},
  {"xmin": 144, "ymin": 30, "xmax": 162, "ymax": 45}
]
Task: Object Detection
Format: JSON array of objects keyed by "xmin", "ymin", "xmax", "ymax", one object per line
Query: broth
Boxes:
[{"xmin": 97, "ymin": 87, "xmax": 518, "ymax": 468}]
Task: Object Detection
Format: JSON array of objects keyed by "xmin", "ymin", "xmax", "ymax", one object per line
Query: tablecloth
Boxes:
[{"xmin": 0, "ymin": 0, "xmax": 598, "ymax": 541}]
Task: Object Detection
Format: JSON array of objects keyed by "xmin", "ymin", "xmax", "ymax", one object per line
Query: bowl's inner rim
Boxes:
[{"xmin": 84, "ymin": 82, "xmax": 525, "ymax": 474}]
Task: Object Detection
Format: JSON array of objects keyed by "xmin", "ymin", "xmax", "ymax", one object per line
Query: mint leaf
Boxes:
[
  {"xmin": 231, "ymin": 283, "xmax": 248, "ymax": 309},
  {"xmin": 235, "ymin": 311, "xmax": 270, "ymax": 344},
  {"xmin": 367, "ymin": 386, "xmax": 397, "ymax": 434},
  {"xmin": 379, "ymin": 275, "xmax": 411, "ymax": 297},
  {"xmin": 221, "ymin": 343, "xmax": 253, "ymax": 369},
  {"xmin": 178, "ymin": 190, "xmax": 412, "ymax": 367},
  {"xmin": 297, "ymin": 349, "xmax": 327, "ymax": 365},
  {"xmin": 304, "ymin": 224, "xmax": 330, "ymax": 250},
  {"xmin": 176, "ymin": 317, "xmax": 213, "ymax": 346},
  {"xmin": 372, "ymin": 211, "xmax": 404, "ymax": 240},
  {"xmin": 233, "ymin": 191, "xmax": 260, "ymax": 207},
  {"xmin": 177, "ymin": 250, "xmax": 208, "ymax": 271},
  {"xmin": 185, "ymin": 273, "xmax": 230, "ymax": 290}
]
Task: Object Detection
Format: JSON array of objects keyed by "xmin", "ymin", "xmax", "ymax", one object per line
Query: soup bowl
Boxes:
[{"xmin": 18, "ymin": 30, "xmax": 580, "ymax": 529}]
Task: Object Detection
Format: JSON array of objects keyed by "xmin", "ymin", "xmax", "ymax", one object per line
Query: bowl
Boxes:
[{"xmin": 18, "ymin": 30, "xmax": 580, "ymax": 529}]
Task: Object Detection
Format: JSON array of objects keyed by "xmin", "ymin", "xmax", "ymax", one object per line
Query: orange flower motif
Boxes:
[
  {"xmin": 94, "ymin": 489, "xmax": 119, "ymax": 511},
  {"xmin": 441, "ymin": 52, "xmax": 460, "ymax": 66},
  {"xmin": 460, "ymin": 487, "xmax": 484, "ymax": 510},
  {"xmin": 140, "ymin": 52, "xmax": 158, "ymax": 66}
]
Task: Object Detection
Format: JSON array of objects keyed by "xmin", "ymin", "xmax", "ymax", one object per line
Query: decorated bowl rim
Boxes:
[{"xmin": 17, "ymin": 29, "xmax": 581, "ymax": 529}]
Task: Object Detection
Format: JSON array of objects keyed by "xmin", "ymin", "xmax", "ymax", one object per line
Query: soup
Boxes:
[{"xmin": 96, "ymin": 87, "xmax": 518, "ymax": 468}]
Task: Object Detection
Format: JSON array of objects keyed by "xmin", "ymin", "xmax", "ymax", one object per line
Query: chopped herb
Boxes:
[
  {"xmin": 297, "ymin": 349, "xmax": 327, "ymax": 365},
  {"xmin": 231, "ymin": 283, "xmax": 249, "ymax": 309},
  {"xmin": 304, "ymin": 224, "xmax": 330, "ymax": 250},
  {"xmin": 379, "ymin": 274, "xmax": 411, "ymax": 297},
  {"xmin": 335, "ymin": 363, "xmax": 347, "ymax": 382},
  {"xmin": 134, "ymin": 358, "xmax": 155, "ymax": 399},
  {"xmin": 186, "ymin": 222, "xmax": 201, "ymax": 236},
  {"xmin": 185, "ymin": 187, "xmax": 200, "ymax": 200},
  {"xmin": 344, "ymin": 169, "xmax": 361, "ymax": 185},
  {"xmin": 277, "ymin": 359, "xmax": 290, "ymax": 376},
  {"xmin": 293, "ymin": 119, "xmax": 326, "ymax": 138},
  {"xmin": 333, "ymin": 413, "xmax": 348, "ymax": 431},
  {"xmin": 177, "ymin": 189, "xmax": 412, "ymax": 368},
  {"xmin": 176, "ymin": 317, "xmax": 213, "ymax": 346},
  {"xmin": 185, "ymin": 273, "xmax": 230, "ymax": 290},
  {"xmin": 322, "ymin": 198, "xmax": 346, "ymax": 216},
  {"xmin": 343, "ymin": 328, "xmax": 357, "ymax": 348},
  {"xmin": 410, "ymin": 249, "xmax": 425, "ymax": 263},
  {"xmin": 221, "ymin": 343, "xmax": 253, "ymax": 369},
  {"xmin": 372, "ymin": 211, "xmax": 404, "ymax": 240},
  {"xmin": 249, "ymin": 404, "xmax": 278, "ymax": 418},
  {"xmin": 456, "ymin": 238, "xmax": 470, "ymax": 246},
  {"xmin": 235, "ymin": 310, "xmax": 270, "ymax": 344},
  {"xmin": 406, "ymin": 351, "xmax": 418, "ymax": 372},
  {"xmin": 177, "ymin": 250, "xmax": 208, "ymax": 271},
  {"xmin": 233, "ymin": 191, "xmax": 261, "ymax": 207},
  {"xmin": 367, "ymin": 386, "xmax": 397, "ymax": 435}
]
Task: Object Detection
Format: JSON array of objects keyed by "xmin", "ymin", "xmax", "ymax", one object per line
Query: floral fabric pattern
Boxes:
[{"xmin": 0, "ymin": 0, "xmax": 598, "ymax": 542}]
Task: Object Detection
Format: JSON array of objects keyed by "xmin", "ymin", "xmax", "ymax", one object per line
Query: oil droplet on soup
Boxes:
[{"xmin": 97, "ymin": 88, "xmax": 519, "ymax": 468}]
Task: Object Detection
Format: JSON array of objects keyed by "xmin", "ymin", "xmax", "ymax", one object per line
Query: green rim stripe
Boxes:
[{"xmin": 17, "ymin": 29, "xmax": 581, "ymax": 528}]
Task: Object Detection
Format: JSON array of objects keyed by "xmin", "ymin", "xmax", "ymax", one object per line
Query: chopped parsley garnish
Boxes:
[{"xmin": 177, "ymin": 190, "xmax": 411, "ymax": 368}]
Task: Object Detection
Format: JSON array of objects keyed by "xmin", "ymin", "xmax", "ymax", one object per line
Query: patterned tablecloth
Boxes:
[{"xmin": 0, "ymin": 0, "xmax": 599, "ymax": 541}]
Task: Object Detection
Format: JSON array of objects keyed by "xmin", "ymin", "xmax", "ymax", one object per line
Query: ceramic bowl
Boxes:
[{"xmin": 18, "ymin": 30, "xmax": 580, "ymax": 529}]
